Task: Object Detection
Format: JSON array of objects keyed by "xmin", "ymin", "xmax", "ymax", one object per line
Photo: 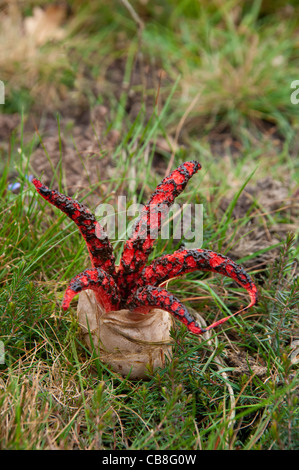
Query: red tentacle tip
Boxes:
[{"xmin": 32, "ymin": 178, "xmax": 42, "ymax": 188}]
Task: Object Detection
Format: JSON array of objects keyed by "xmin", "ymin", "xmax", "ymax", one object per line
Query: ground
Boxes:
[{"xmin": 0, "ymin": 1, "xmax": 298, "ymax": 451}]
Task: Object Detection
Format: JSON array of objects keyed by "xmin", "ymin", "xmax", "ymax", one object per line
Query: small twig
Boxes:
[
  {"xmin": 120, "ymin": 0, "xmax": 144, "ymax": 32},
  {"xmin": 120, "ymin": 0, "xmax": 146, "ymax": 110},
  {"xmin": 155, "ymin": 69, "xmax": 163, "ymax": 108}
]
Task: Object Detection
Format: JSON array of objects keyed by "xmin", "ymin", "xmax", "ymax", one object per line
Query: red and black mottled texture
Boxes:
[
  {"xmin": 33, "ymin": 179, "xmax": 115, "ymax": 274},
  {"xmin": 117, "ymin": 161, "xmax": 201, "ymax": 297},
  {"xmin": 33, "ymin": 161, "xmax": 258, "ymax": 335},
  {"xmin": 126, "ymin": 249, "xmax": 258, "ymax": 333},
  {"xmin": 62, "ymin": 267, "xmax": 120, "ymax": 312},
  {"xmin": 129, "ymin": 248, "xmax": 258, "ymax": 309},
  {"xmin": 127, "ymin": 285, "xmax": 206, "ymax": 334}
]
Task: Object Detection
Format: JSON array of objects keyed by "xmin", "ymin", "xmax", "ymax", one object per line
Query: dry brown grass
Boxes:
[
  {"xmin": 0, "ymin": 349, "xmax": 90, "ymax": 449},
  {"xmin": 0, "ymin": 3, "xmax": 71, "ymax": 109}
]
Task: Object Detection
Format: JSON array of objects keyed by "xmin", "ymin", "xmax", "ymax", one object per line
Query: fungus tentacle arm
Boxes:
[
  {"xmin": 126, "ymin": 285, "xmax": 206, "ymax": 335},
  {"xmin": 62, "ymin": 267, "xmax": 121, "ymax": 312},
  {"xmin": 132, "ymin": 248, "xmax": 258, "ymax": 311},
  {"xmin": 117, "ymin": 161, "xmax": 201, "ymax": 295},
  {"xmin": 33, "ymin": 179, "xmax": 115, "ymax": 275}
]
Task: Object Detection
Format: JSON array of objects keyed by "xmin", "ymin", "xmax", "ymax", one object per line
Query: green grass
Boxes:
[{"xmin": 0, "ymin": 0, "xmax": 298, "ymax": 450}]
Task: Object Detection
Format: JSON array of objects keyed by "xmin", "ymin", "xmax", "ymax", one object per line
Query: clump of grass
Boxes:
[
  {"xmin": 259, "ymin": 233, "xmax": 298, "ymax": 352},
  {"xmin": 137, "ymin": 1, "xmax": 299, "ymax": 140},
  {"xmin": 0, "ymin": 3, "xmax": 68, "ymax": 113},
  {"xmin": 2, "ymin": 0, "xmax": 299, "ymax": 142}
]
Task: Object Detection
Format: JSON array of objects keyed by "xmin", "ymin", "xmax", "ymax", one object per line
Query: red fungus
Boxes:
[
  {"xmin": 33, "ymin": 161, "xmax": 258, "ymax": 336},
  {"xmin": 32, "ymin": 179, "xmax": 115, "ymax": 274},
  {"xmin": 126, "ymin": 247, "xmax": 258, "ymax": 333},
  {"xmin": 62, "ymin": 267, "xmax": 120, "ymax": 313},
  {"xmin": 116, "ymin": 161, "xmax": 201, "ymax": 298}
]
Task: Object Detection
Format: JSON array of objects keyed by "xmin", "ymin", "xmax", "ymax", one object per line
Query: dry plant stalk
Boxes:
[{"xmin": 33, "ymin": 161, "xmax": 257, "ymax": 379}]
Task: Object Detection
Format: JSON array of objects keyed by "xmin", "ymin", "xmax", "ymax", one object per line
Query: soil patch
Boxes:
[
  {"xmin": 219, "ymin": 176, "xmax": 299, "ymax": 270},
  {"xmin": 29, "ymin": 105, "xmax": 120, "ymax": 204}
]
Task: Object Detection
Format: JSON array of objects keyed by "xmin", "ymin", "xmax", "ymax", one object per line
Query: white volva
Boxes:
[{"xmin": 77, "ymin": 290, "xmax": 173, "ymax": 379}]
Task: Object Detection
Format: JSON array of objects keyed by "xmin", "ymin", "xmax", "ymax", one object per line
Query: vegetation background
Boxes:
[{"xmin": 0, "ymin": 0, "xmax": 298, "ymax": 450}]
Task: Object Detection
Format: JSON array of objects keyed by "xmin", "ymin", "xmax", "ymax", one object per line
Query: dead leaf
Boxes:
[{"xmin": 24, "ymin": 5, "xmax": 66, "ymax": 45}]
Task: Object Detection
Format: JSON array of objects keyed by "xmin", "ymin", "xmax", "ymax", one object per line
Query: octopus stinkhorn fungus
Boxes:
[{"xmin": 33, "ymin": 161, "xmax": 257, "ymax": 378}]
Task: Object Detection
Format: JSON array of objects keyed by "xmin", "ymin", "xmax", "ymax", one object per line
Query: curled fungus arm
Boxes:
[{"xmin": 33, "ymin": 179, "xmax": 116, "ymax": 275}]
